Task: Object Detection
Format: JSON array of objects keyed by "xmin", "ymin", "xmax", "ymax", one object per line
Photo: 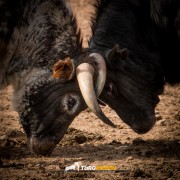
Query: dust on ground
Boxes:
[{"xmin": 0, "ymin": 0, "xmax": 180, "ymax": 179}]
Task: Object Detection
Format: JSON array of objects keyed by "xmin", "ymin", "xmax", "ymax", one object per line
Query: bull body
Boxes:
[
  {"xmin": 88, "ymin": 0, "xmax": 180, "ymax": 133},
  {"xmin": 0, "ymin": 0, "xmax": 87, "ymax": 155}
]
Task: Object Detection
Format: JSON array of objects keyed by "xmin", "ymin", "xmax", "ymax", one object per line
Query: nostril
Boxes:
[
  {"xmin": 41, "ymin": 146, "xmax": 54, "ymax": 156},
  {"xmin": 33, "ymin": 143, "xmax": 55, "ymax": 156},
  {"xmin": 133, "ymin": 127, "xmax": 150, "ymax": 134}
]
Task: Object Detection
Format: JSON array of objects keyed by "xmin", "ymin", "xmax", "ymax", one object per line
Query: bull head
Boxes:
[
  {"xmin": 52, "ymin": 54, "xmax": 116, "ymax": 128},
  {"xmin": 99, "ymin": 44, "xmax": 164, "ymax": 134},
  {"xmin": 21, "ymin": 53, "xmax": 116, "ymax": 157}
]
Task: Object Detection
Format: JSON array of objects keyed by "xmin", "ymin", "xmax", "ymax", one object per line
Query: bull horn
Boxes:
[
  {"xmin": 76, "ymin": 62, "xmax": 116, "ymax": 128},
  {"xmin": 89, "ymin": 53, "xmax": 106, "ymax": 97}
]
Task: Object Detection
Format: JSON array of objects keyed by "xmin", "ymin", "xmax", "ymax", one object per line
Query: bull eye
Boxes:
[
  {"xmin": 105, "ymin": 83, "xmax": 116, "ymax": 97},
  {"xmin": 63, "ymin": 94, "xmax": 80, "ymax": 114},
  {"xmin": 68, "ymin": 98, "xmax": 76, "ymax": 110},
  {"xmin": 106, "ymin": 83, "xmax": 113, "ymax": 94}
]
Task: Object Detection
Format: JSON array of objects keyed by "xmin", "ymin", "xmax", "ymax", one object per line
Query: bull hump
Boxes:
[
  {"xmin": 1, "ymin": 0, "xmax": 81, "ymax": 73},
  {"xmin": 0, "ymin": 0, "xmax": 27, "ymax": 43}
]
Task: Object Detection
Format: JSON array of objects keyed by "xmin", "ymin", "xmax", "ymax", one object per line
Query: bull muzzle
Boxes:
[{"xmin": 28, "ymin": 137, "xmax": 56, "ymax": 156}]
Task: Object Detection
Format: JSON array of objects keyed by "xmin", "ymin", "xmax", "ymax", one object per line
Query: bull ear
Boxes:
[
  {"xmin": 52, "ymin": 57, "xmax": 75, "ymax": 81},
  {"xmin": 106, "ymin": 44, "xmax": 128, "ymax": 61}
]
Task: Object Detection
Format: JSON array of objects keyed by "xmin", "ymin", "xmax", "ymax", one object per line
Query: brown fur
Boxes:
[{"xmin": 52, "ymin": 56, "xmax": 74, "ymax": 81}]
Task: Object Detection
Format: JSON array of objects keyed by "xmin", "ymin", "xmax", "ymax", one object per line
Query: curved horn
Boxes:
[
  {"xmin": 89, "ymin": 53, "xmax": 107, "ymax": 97},
  {"xmin": 76, "ymin": 63, "xmax": 116, "ymax": 128}
]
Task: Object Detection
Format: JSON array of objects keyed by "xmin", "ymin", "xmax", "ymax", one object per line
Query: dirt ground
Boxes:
[{"xmin": 0, "ymin": 1, "xmax": 180, "ymax": 179}]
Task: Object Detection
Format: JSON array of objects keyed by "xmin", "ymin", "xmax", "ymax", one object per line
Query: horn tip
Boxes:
[{"xmin": 96, "ymin": 111, "xmax": 116, "ymax": 128}]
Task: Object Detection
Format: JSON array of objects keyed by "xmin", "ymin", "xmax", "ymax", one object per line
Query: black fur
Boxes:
[
  {"xmin": 0, "ymin": 0, "xmax": 85, "ymax": 156},
  {"xmin": 89, "ymin": 0, "xmax": 180, "ymax": 133}
]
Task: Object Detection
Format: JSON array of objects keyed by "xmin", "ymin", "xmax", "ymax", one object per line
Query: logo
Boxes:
[{"xmin": 64, "ymin": 162, "xmax": 117, "ymax": 172}]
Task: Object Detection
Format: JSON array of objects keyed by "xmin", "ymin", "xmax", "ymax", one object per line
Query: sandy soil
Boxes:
[{"xmin": 0, "ymin": 1, "xmax": 180, "ymax": 179}]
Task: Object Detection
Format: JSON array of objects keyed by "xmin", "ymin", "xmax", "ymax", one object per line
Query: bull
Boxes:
[
  {"xmin": 0, "ymin": 0, "xmax": 115, "ymax": 156},
  {"xmin": 85, "ymin": 0, "xmax": 180, "ymax": 133}
]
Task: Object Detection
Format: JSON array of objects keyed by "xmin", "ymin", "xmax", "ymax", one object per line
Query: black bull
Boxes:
[{"xmin": 0, "ymin": 0, "xmax": 180, "ymax": 156}]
